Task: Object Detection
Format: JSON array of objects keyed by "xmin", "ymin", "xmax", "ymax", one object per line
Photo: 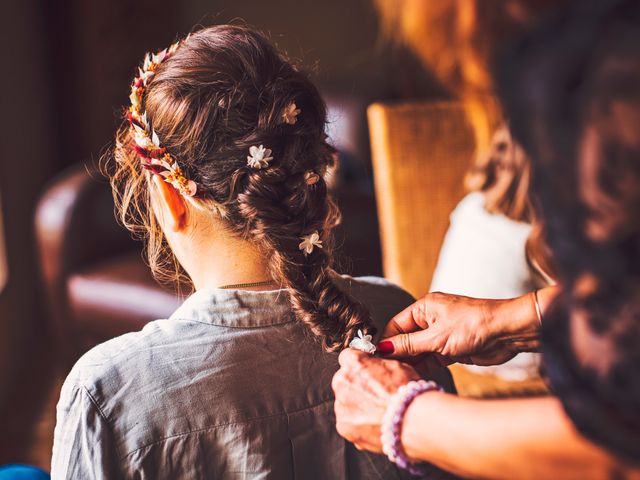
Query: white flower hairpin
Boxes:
[
  {"xmin": 247, "ymin": 145, "xmax": 274, "ymax": 169},
  {"xmin": 299, "ymin": 231, "xmax": 323, "ymax": 255},
  {"xmin": 282, "ymin": 102, "xmax": 301, "ymax": 125},
  {"xmin": 349, "ymin": 330, "xmax": 377, "ymax": 355}
]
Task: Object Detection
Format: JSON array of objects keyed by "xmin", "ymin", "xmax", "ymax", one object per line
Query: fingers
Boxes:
[
  {"xmin": 331, "ymin": 366, "xmax": 347, "ymax": 394},
  {"xmin": 382, "ymin": 300, "xmax": 425, "ymax": 338},
  {"xmin": 337, "ymin": 349, "xmax": 390, "ymax": 395},
  {"xmin": 378, "ymin": 329, "xmax": 441, "ymax": 358},
  {"xmin": 338, "ymin": 348, "xmax": 369, "ymax": 367},
  {"xmin": 334, "ymin": 349, "xmax": 372, "ymax": 394}
]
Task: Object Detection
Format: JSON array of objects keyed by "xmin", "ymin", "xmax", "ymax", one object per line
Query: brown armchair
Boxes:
[{"xmin": 35, "ymin": 164, "xmax": 181, "ymax": 366}]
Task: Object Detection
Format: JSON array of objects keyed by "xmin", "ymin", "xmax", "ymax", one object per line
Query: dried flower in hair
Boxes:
[
  {"xmin": 299, "ymin": 231, "xmax": 323, "ymax": 255},
  {"xmin": 157, "ymin": 159, "xmax": 198, "ymax": 197},
  {"xmin": 304, "ymin": 170, "xmax": 320, "ymax": 185},
  {"xmin": 126, "ymin": 38, "xmax": 198, "ymax": 198},
  {"xmin": 348, "ymin": 329, "xmax": 377, "ymax": 354},
  {"xmin": 247, "ymin": 145, "xmax": 274, "ymax": 169},
  {"xmin": 282, "ymin": 102, "xmax": 301, "ymax": 125}
]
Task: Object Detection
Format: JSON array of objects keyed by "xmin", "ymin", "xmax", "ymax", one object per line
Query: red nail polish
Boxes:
[{"xmin": 377, "ymin": 341, "xmax": 395, "ymax": 356}]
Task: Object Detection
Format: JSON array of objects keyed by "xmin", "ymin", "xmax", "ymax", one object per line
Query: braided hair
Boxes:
[{"xmin": 107, "ymin": 24, "xmax": 375, "ymax": 351}]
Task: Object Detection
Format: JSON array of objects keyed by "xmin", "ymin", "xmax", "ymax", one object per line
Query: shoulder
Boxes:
[
  {"xmin": 53, "ymin": 331, "xmax": 152, "ymax": 476},
  {"xmin": 334, "ymin": 275, "xmax": 415, "ymax": 334},
  {"xmin": 58, "ymin": 317, "xmax": 223, "ymax": 448},
  {"xmin": 450, "ymin": 192, "xmax": 486, "ymax": 220},
  {"xmin": 440, "ymin": 191, "xmax": 531, "ymax": 256},
  {"xmin": 60, "ymin": 317, "xmax": 207, "ymax": 416},
  {"xmin": 336, "ymin": 274, "xmax": 413, "ymax": 302},
  {"xmin": 63, "ymin": 320, "xmax": 168, "ymax": 390},
  {"xmin": 450, "ymin": 192, "xmax": 531, "ymax": 237}
]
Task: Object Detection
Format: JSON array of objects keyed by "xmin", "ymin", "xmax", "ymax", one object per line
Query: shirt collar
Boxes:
[{"xmin": 169, "ymin": 287, "xmax": 295, "ymax": 328}]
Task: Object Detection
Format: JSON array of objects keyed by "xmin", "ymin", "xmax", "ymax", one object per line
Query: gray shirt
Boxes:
[{"xmin": 52, "ymin": 276, "xmax": 435, "ymax": 479}]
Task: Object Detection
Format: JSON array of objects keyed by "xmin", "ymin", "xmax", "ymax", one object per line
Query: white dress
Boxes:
[{"xmin": 430, "ymin": 192, "xmax": 543, "ymax": 381}]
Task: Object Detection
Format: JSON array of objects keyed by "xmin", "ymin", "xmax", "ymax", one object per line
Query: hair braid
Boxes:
[{"xmin": 236, "ymin": 165, "xmax": 376, "ymax": 352}]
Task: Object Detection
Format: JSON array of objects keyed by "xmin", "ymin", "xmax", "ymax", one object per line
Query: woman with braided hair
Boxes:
[{"xmin": 51, "ymin": 24, "xmax": 452, "ymax": 479}]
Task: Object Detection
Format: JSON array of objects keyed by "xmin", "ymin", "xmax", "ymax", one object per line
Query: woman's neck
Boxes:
[{"xmin": 173, "ymin": 226, "xmax": 273, "ymax": 291}]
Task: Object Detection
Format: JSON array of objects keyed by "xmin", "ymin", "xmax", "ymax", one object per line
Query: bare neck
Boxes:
[{"xmin": 173, "ymin": 223, "xmax": 273, "ymax": 292}]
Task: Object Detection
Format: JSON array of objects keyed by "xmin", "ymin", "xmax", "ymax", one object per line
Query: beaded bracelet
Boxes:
[{"xmin": 381, "ymin": 380, "xmax": 443, "ymax": 476}]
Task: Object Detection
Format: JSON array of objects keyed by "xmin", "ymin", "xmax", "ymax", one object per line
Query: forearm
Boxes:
[{"xmin": 401, "ymin": 393, "xmax": 634, "ymax": 480}]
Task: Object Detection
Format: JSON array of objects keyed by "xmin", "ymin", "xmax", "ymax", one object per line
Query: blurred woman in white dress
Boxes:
[{"xmin": 431, "ymin": 125, "xmax": 554, "ymax": 381}]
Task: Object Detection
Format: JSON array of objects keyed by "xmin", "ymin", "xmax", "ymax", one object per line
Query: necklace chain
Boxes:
[{"xmin": 218, "ymin": 280, "xmax": 276, "ymax": 290}]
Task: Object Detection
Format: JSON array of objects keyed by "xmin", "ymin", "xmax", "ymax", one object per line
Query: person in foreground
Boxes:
[
  {"xmin": 333, "ymin": 1, "xmax": 640, "ymax": 478},
  {"xmin": 51, "ymin": 25, "xmax": 452, "ymax": 479}
]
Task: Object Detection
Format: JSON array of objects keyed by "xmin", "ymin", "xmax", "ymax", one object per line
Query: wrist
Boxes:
[
  {"xmin": 489, "ymin": 295, "xmax": 541, "ymax": 353},
  {"xmin": 381, "ymin": 380, "xmax": 442, "ymax": 474},
  {"xmin": 400, "ymin": 390, "xmax": 446, "ymax": 462}
]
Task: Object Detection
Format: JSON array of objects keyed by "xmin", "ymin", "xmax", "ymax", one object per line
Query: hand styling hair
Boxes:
[{"xmin": 105, "ymin": 25, "xmax": 375, "ymax": 352}]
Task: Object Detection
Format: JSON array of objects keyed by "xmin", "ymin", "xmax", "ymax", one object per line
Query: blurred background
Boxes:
[{"xmin": 0, "ymin": 0, "xmax": 452, "ymax": 469}]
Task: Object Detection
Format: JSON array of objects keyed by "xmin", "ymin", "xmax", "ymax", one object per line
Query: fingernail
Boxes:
[{"xmin": 377, "ymin": 341, "xmax": 395, "ymax": 356}]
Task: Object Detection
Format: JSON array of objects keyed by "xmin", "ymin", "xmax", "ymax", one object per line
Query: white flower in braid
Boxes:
[
  {"xmin": 247, "ymin": 145, "xmax": 274, "ymax": 169},
  {"xmin": 298, "ymin": 231, "xmax": 323, "ymax": 255}
]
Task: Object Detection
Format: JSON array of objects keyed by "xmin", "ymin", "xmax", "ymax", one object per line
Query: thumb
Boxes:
[{"xmin": 377, "ymin": 329, "xmax": 442, "ymax": 358}]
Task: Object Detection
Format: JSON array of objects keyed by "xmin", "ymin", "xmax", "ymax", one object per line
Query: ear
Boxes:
[{"xmin": 151, "ymin": 174, "xmax": 189, "ymax": 232}]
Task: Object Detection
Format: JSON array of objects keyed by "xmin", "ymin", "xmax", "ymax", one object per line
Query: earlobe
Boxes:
[{"xmin": 151, "ymin": 174, "xmax": 189, "ymax": 232}]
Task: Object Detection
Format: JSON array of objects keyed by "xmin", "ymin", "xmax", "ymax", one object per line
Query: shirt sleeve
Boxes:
[{"xmin": 51, "ymin": 381, "xmax": 122, "ymax": 480}]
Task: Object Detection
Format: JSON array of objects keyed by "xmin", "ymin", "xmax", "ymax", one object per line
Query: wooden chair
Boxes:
[
  {"xmin": 368, "ymin": 101, "xmax": 547, "ymax": 398},
  {"xmin": 368, "ymin": 101, "xmax": 474, "ymax": 298}
]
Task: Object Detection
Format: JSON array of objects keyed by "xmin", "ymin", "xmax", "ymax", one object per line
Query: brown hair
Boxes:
[
  {"xmin": 374, "ymin": 0, "xmax": 571, "ymax": 283},
  {"xmin": 105, "ymin": 25, "xmax": 375, "ymax": 351},
  {"xmin": 476, "ymin": 124, "xmax": 533, "ymax": 221},
  {"xmin": 374, "ymin": 0, "xmax": 570, "ymax": 224},
  {"xmin": 374, "ymin": 0, "xmax": 568, "ymax": 153}
]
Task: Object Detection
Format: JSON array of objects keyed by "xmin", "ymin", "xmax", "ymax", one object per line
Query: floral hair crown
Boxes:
[{"xmin": 126, "ymin": 37, "xmax": 198, "ymax": 197}]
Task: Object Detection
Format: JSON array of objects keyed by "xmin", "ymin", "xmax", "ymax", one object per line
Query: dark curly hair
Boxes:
[
  {"xmin": 105, "ymin": 24, "xmax": 375, "ymax": 352},
  {"xmin": 496, "ymin": 0, "xmax": 640, "ymax": 461}
]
